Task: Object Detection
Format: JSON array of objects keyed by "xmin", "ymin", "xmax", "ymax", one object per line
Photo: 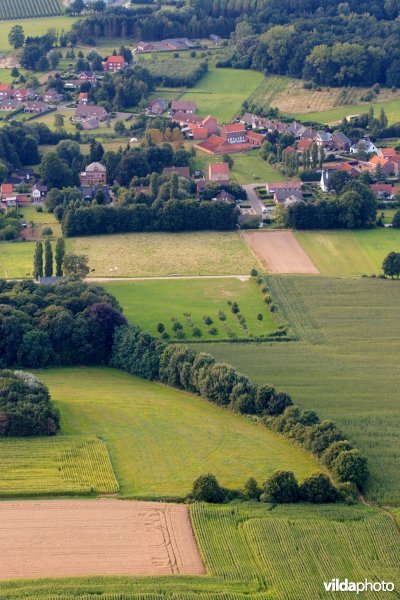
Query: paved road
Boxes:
[{"xmin": 243, "ymin": 184, "xmax": 267, "ymax": 215}]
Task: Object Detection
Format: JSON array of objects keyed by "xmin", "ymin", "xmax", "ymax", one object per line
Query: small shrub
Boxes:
[
  {"xmin": 161, "ymin": 331, "xmax": 170, "ymax": 340},
  {"xmin": 250, "ymin": 268, "xmax": 258, "ymax": 277},
  {"xmin": 257, "ymin": 313, "xmax": 263, "ymax": 321},
  {"xmin": 172, "ymin": 321, "xmax": 183, "ymax": 332},
  {"xmin": 218, "ymin": 310, "xmax": 226, "ymax": 321},
  {"xmin": 231, "ymin": 302, "xmax": 239, "ymax": 314},
  {"xmin": 203, "ymin": 315, "xmax": 213, "ymax": 325},
  {"xmin": 175, "ymin": 329, "xmax": 186, "ymax": 339},
  {"xmin": 192, "ymin": 327, "xmax": 202, "ymax": 337},
  {"xmin": 243, "ymin": 477, "xmax": 262, "ymax": 500},
  {"xmin": 208, "ymin": 327, "xmax": 218, "ymax": 335},
  {"xmin": 42, "ymin": 227, "xmax": 53, "ymax": 236},
  {"xmin": 157, "ymin": 323, "xmax": 165, "ymax": 333}
]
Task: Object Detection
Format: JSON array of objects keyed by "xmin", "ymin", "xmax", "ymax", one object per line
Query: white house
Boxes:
[{"xmin": 350, "ymin": 139, "xmax": 379, "ymax": 155}]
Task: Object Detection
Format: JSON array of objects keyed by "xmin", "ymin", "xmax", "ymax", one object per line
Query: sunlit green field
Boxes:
[
  {"xmin": 35, "ymin": 367, "xmax": 320, "ymax": 498},
  {"xmin": 296, "ymin": 228, "xmax": 400, "ymax": 276},
  {"xmin": 102, "ymin": 277, "xmax": 277, "ymax": 340},
  {"xmin": 201, "ymin": 275, "xmax": 400, "ymax": 503},
  {"xmin": 191, "ymin": 149, "xmax": 283, "ymax": 184},
  {"xmin": 179, "ymin": 68, "xmax": 265, "ymax": 122},
  {"xmin": 292, "ymin": 98, "xmax": 400, "ymax": 125},
  {"xmin": 0, "ymin": 17, "xmax": 79, "ymax": 52}
]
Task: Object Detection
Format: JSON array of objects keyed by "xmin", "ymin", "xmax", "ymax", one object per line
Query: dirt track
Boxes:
[
  {"xmin": 0, "ymin": 499, "xmax": 205, "ymax": 580},
  {"xmin": 243, "ymin": 230, "xmax": 319, "ymax": 274}
]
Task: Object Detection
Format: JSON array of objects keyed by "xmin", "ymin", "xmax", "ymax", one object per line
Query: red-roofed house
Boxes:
[
  {"xmin": 77, "ymin": 92, "xmax": 88, "ymax": 105},
  {"xmin": 187, "ymin": 115, "xmax": 218, "ymax": 140},
  {"xmin": 368, "ymin": 155, "xmax": 399, "ymax": 176},
  {"xmin": 0, "ymin": 83, "xmax": 12, "ymax": 99},
  {"xmin": 296, "ymin": 139, "xmax": 314, "ymax": 152},
  {"xmin": 103, "ymin": 56, "xmax": 127, "ymax": 72},
  {"xmin": 13, "ymin": 88, "xmax": 29, "ymax": 102},
  {"xmin": 221, "ymin": 123, "xmax": 247, "ymax": 144},
  {"xmin": 378, "ymin": 147, "xmax": 397, "ymax": 159},
  {"xmin": 209, "ymin": 162, "xmax": 229, "ymax": 182},
  {"xmin": 337, "ymin": 162, "xmax": 361, "ymax": 177},
  {"xmin": 1, "ymin": 183, "xmax": 13, "ymax": 199},
  {"xmin": 170, "ymin": 100, "xmax": 197, "ymax": 115},
  {"xmin": 370, "ymin": 183, "xmax": 395, "ymax": 198},
  {"xmin": 196, "ymin": 124, "xmax": 265, "ymax": 154},
  {"xmin": 163, "ymin": 166, "xmax": 191, "ymax": 178}
]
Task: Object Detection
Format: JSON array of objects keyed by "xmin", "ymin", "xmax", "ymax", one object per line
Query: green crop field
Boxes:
[
  {"xmin": 71, "ymin": 231, "xmax": 257, "ymax": 277},
  {"xmin": 201, "ymin": 275, "xmax": 400, "ymax": 503},
  {"xmin": 102, "ymin": 278, "xmax": 278, "ymax": 341},
  {"xmin": 179, "ymin": 68, "xmax": 265, "ymax": 122},
  {"xmin": 295, "ymin": 229, "xmax": 400, "ymax": 276},
  {"xmin": 192, "ymin": 149, "xmax": 283, "ymax": 184},
  {"xmin": 34, "ymin": 367, "xmax": 320, "ymax": 498},
  {"xmin": 291, "ymin": 98, "xmax": 400, "ymax": 125},
  {"xmin": 0, "ymin": 17, "xmax": 78, "ymax": 51},
  {"xmin": 0, "ymin": 0, "xmax": 62, "ymax": 21},
  {"xmin": 0, "ymin": 436, "xmax": 118, "ymax": 496},
  {"xmin": 2, "ymin": 502, "xmax": 399, "ymax": 599}
]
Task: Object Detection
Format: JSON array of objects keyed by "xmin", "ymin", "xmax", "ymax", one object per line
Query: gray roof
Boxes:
[{"xmin": 38, "ymin": 276, "xmax": 64, "ymax": 286}]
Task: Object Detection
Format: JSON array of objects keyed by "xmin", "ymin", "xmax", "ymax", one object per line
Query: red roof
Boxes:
[
  {"xmin": 105, "ymin": 55, "xmax": 125, "ymax": 64},
  {"xmin": 1, "ymin": 183, "xmax": 13, "ymax": 194},
  {"xmin": 209, "ymin": 162, "xmax": 229, "ymax": 177},
  {"xmin": 380, "ymin": 148, "xmax": 397, "ymax": 156},
  {"xmin": 221, "ymin": 123, "xmax": 246, "ymax": 133},
  {"xmin": 297, "ymin": 139, "xmax": 313, "ymax": 151},
  {"xmin": 0, "ymin": 83, "xmax": 10, "ymax": 92},
  {"xmin": 78, "ymin": 92, "xmax": 88, "ymax": 100}
]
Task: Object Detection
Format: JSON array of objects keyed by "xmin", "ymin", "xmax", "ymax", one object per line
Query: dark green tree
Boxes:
[
  {"xmin": 33, "ymin": 241, "xmax": 43, "ymax": 280},
  {"xmin": 263, "ymin": 470, "xmax": 299, "ymax": 503},
  {"xmin": 44, "ymin": 239, "xmax": 53, "ymax": 277},
  {"xmin": 299, "ymin": 472, "xmax": 337, "ymax": 503},
  {"xmin": 8, "ymin": 25, "xmax": 24, "ymax": 49},
  {"xmin": 63, "ymin": 254, "xmax": 90, "ymax": 278},
  {"xmin": 332, "ymin": 450, "xmax": 369, "ymax": 488},
  {"xmin": 382, "ymin": 251, "xmax": 400, "ymax": 278},
  {"xmin": 191, "ymin": 473, "xmax": 225, "ymax": 503},
  {"xmin": 55, "ymin": 238, "xmax": 65, "ymax": 276}
]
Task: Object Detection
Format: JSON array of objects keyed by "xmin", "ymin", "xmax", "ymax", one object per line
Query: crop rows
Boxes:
[
  {"xmin": 0, "ymin": 436, "xmax": 118, "ymax": 496},
  {"xmin": 266, "ymin": 275, "xmax": 326, "ymax": 344},
  {"xmin": 0, "ymin": 0, "xmax": 61, "ymax": 20}
]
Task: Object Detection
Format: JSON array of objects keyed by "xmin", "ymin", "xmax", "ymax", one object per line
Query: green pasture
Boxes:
[
  {"xmin": 179, "ymin": 68, "xmax": 265, "ymax": 122},
  {"xmin": 192, "ymin": 149, "xmax": 282, "ymax": 184},
  {"xmin": 291, "ymin": 99, "xmax": 400, "ymax": 125},
  {"xmin": 0, "ymin": 17, "xmax": 79, "ymax": 52},
  {"xmin": 34, "ymin": 367, "xmax": 320, "ymax": 497},
  {"xmin": 295, "ymin": 228, "xmax": 400, "ymax": 276},
  {"xmin": 246, "ymin": 75, "xmax": 292, "ymax": 109},
  {"xmin": 1, "ymin": 502, "xmax": 398, "ymax": 599},
  {"xmin": 0, "ymin": 241, "xmax": 36, "ymax": 278},
  {"xmin": 102, "ymin": 277, "xmax": 277, "ymax": 341},
  {"xmin": 72, "ymin": 231, "xmax": 257, "ymax": 277},
  {"xmin": 201, "ymin": 275, "xmax": 400, "ymax": 504},
  {"xmin": 0, "ymin": 436, "xmax": 118, "ymax": 496}
]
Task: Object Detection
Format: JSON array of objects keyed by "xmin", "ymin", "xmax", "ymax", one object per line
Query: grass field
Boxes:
[
  {"xmin": 0, "ymin": 436, "xmax": 118, "ymax": 496},
  {"xmin": 1, "ymin": 502, "xmax": 398, "ymax": 598},
  {"xmin": 0, "ymin": 17, "xmax": 78, "ymax": 52},
  {"xmin": 295, "ymin": 229, "xmax": 400, "ymax": 276},
  {"xmin": 291, "ymin": 98, "xmax": 400, "ymax": 125},
  {"xmin": 201, "ymin": 275, "xmax": 400, "ymax": 504},
  {"xmin": 34, "ymin": 367, "xmax": 320, "ymax": 498},
  {"xmin": 102, "ymin": 278, "xmax": 277, "ymax": 341},
  {"xmin": 192, "ymin": 149, "xmax": 282, "ymax": 184},
  {"xmin": 0, "ymin": 241, "xmax": 36, "ymax": 277},
  {"xmin": 71, "ymin": 231, "xmax": 258, "ymax": 277},
  {"xmin": 179, "ymin": 68, "xmax": 265, "ymax": 123}
]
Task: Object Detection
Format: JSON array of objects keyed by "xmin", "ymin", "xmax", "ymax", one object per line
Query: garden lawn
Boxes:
[
  {"xmin": 200, "ymin": 275, "xmax": 400, "ymax": 503},
  {"xmin": 291, "ymin": 98, "xmax": 400, "ymax": 125},
  {"xmin": 191, "ymin": 149, "xmax": 282, "ymax": 184},
  {"xmin": 295, "ymin": 228, "xmax": 400, "ymax": 276},
  {"xmin": 102, "ymin": 278, "xmax": 277, "ymax": 341},
  {"xmin": 35, "ymin": 367, "xmax": 320, "ymax": 497},
  {"xmin": 0, "ymin": 17, "xmax": 79, "ymax": 52},
  {"xmin": 72, "ymin": 231, "xmax": 258, "ymax": 277},
  {"xmin": 179, "ymin": 68, "xmax": 265, "ymax": 122}
]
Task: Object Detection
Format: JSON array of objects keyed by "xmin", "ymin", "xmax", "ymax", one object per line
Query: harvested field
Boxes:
[
  {"xmin": 243, "ymin": 231, "xmax": 319, "ymax": 274},
  {"xmin": 0, "ymin": 499, "xmax": 205, "ymax": 580}
]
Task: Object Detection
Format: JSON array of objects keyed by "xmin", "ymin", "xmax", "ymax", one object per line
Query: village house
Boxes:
[
  {"xmin": 80, "ymin": 184, "xmax": 110, "ymax": 201},
  {"xmin": 136, "ymin": 42, "xmax": 157, "ymax": 52},
  {"xmin": 13, "ymin": 88, "xmax": 34, "ymax": 103},
  {"xmin": 170, "ymin": 100, "xmax": 197, "ymax": 115},
  {"xmin": 377, "ymin": 147, "xmax": 397, "ymax": 159},
  {"xmin": 163, "ymin": 38, "xmax": 197, "ymax": 51},
  {"xmin": 77, "ymin": 71, "xmax": 97, "ymax": 83},
  {"xmin": 77, "ymin": 92, "xmax": 89, "ymax": 105},
  {"xmin": 209, "ymin": 162, "xmax": 229, "ymax": 183},
  {"xmin": 370, "ymin": 183, "xmax": 395, "ymax": 199},
  {"xmin": 286, "ymin": 121, "xmax": 307, "ymax": 138},
  {"xmin": 368, "ymin": 155, "xmax": 400, "ymax": 176},
  {"xmin": 186, "ymin": 115, "xmax": 218, "ymax": 140},
  {"xmin": 209, "ymin": 34, "xmax": 222, "ymax": 45},
  {"xmin": 43, "ymin": 89, "xmax": 64, "ymax": 104},
  {"xmin": 215, "ymin": 189, "xmax": 235, "ymax": 203},
  {"xmin": 314, "ymin": 131, "xmax": 333, "ymax": 148},
  {"xmin": 299, "ymin": 127, "xmax": 318, "ymax": 140},
  {"xmin": 103, "ymin": 56, "xmax": 127, "ymax": 72},
  {"xmin": 266, "ymin": 181, "xmax": 302, "ymax": 194},
  {"xmin": 31, "ymin": 183, "xmax": 48, "ymax": 203},
  {"xmin": 337, "ymin": 162, "xmax": 361, "ymax": 177},
  {"xmin": 296, "ymin": 139, "xmax": 314, "ymax": 153},
  {"xmin": 14, "ymin": 167, "xmax": 34, "ymax": 182},
  {"xmin": 0, "ymin": 83, "xmax": 12, "ymax": 99},
  {"xmin": 148, "ymin": 97, "xmax": 168, "ymax": 115},
  {"xmin": 163, "ymin": 166, "xmax": 191, "ymax": 178},
  {"xmin": 331, "ymin": 132, "xmax": 351, "ymax": 152},
  {"xmin": 24, "ymin": 101, "xmax": 48, "ymax": 114},
  {"xmin": 82, "ymin": 118, "xmax": 100, "ymax": 130},
  {"xmin": 1, "ymin": 183, "xmax": 14, "ymax": 200},
  {"xmin": 350, "ymin": 139, "xmax": 379, "ymax": 155},
  {"xmin": 239, "ymin": 113, "xmax": 272, "ymax": 130},
  {"xmin": 274, "ymin": 189, "xmax": 304, "ymax": 205},
  {"xmin": 80, "ymin": 162, "xmax": 107, "ymax": 186},
  {"xmin": 74, "ymin": 105, "xmax": 107, "ymax": 122},
  {"xmin": 0, "ymin": 98, "xmax": 19, "ymax": 111}
]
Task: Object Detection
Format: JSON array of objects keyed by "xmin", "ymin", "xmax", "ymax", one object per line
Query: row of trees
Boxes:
[
  {"xmin": 111, "ymin": 326, "xmax": 369, "ymax": 489},
  {"xmin": 0, "ymin": 370, "xmax": 59, "ymax": 437},
  {"xmin": 0, "ymin": 280, "xmax": 126, "ymax": 368},
  {"xmin": 61, "ymin": 200, "xmax": 239, "ymax": 236},
  {"xmin": 144, "ymin": 59, "xmax": 208, "ymax": 87},
  {"xmin": 32, "ymin": 238, "xmax": 65, "ymax": 279},
  {"xmin": 0, "ymin": 210, "xmax": 20, "ymax": 241}
]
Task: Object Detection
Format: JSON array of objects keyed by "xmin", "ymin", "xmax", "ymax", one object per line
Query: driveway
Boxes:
[{"xmin": 243, "ymin": 183, "xmax": 266, "ymax": 215}]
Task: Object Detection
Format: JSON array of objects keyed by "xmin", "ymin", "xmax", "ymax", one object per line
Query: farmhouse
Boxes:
[
  {"xmin": 170, "ymin": 100, "xmax": 197, "ymax": 115},
  {"xmin": 196, "ymin": 123, "xmax": 264, "ymax": 154},
  {"xmin": 77, "ymin": 71, "xmax": 97, "ymax": 83},
  {"xmin": 74, "ymin": 105, "xmax": 107, "ymax": 122},
  {"xmin": 148, "ymin": 97, "xmax": 168, "ymax": 115},
  {"xmin": 80, "ymin": 162, "xmax": 107, "ymax": 185},
  {"xmin": 266, "ymin": 181, "xmax": 302, "ymax": 194},
  {"xmin": 209, "ymin": 162, "xmax": 229, "ymax": 183},
  {"xmin": 32, "ymin": 183, "xmax": 48, "ymax": 203},
  {"xmin": 186, "ymin": 115, "xmax": 218, "ymax": 140},
  {"xmin": 103, "ymin": 56, "xmax": 127, "ymax": 72},
  {"xmin": 24, "ymin": 101, "xmax": 48, "ymax": 114}
]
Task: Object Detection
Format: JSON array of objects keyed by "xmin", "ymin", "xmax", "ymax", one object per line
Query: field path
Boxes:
[
  {"xmin": 0, "ymin": 499, "xmax": 205, "ymax": 579},
  {"xmin": 87, "ymin": 275, "xmax": 250, "ymax": 281},
  {"xmin": 243, "ymin": 230, "xmax": 319, "ymax": 274}
]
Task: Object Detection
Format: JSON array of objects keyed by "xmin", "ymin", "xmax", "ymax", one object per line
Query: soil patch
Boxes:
[
  {"xmin": 0, "ymin": 499, "xmax": 205, "ymax": 579},
  {"xmin": 243, "ymin": 230, "xmax": 319, "ymax": 274}
]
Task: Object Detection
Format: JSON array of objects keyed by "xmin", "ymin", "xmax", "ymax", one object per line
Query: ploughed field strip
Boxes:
[
  {"xmin": 0, "ymin": 499, "xmax": 205, "ymax": 579},
  {"xmin": 243, "ymin": 231, "xmax": 319, "ymax": 274}
]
